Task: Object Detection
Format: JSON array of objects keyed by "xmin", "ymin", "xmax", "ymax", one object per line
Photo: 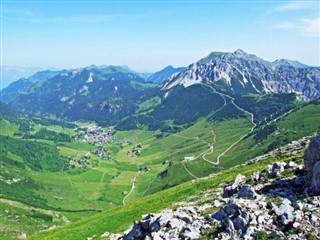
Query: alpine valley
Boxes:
[{"xmin": 1, "ymin": 50, "xmax": 320, "ymax": 240}]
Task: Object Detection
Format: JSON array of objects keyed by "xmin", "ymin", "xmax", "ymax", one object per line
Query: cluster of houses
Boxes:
[
  {"xmin": 67, "ymin": 153, "xmax": 91, "ymax": 169},
  {"xmin": 75, "ymin": 125, "xmax": 115, "ymax": 145},
  {"xmin": 91, "ymin": 145, "xmax": 112, "ymax": 160},
  {"xmin": 67, "ymin": 124, "xmax": 116, "ymax": 169},
  {"xmin": 127, "ymin": 143, "xmax": 142, "ymax": 158},
  {"xmin": 75, "ymin": 124, "xmax": 115, "ymax": 160}
]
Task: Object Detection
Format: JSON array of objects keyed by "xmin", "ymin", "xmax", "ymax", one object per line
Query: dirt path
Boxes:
[
  {"xmin": 122, "ymin": 175, "xmax": 138, "ymax": 205},
  {"xmin": 141, "ymin": 175, "xmax": 158, "ymax": 197},
  {"xmin": 182, "ymin": 162, "xmax": 199, "ymax": 179},
  {"xmin": 202, "ymin": 84, "xmax": 257, "ymax": 164},
  {"xmin": 100, "ymin": 171, "xmax": 106, "ymax": 183}
]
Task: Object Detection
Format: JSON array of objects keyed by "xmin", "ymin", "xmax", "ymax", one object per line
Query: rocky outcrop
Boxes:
[
  {"xmin": 312, "ymin": 162, "xmax": 320, "ymax": 195},
  {"xmin": 107, "ymin": 135, "xmax": 320, "ymax": 240},
  {"xmin": 223, "ymin": 174, "xmax": 246, "ymax": 198},
  {"xmin": 304, "ymin": 135, "xmax": 320, "ymax": 195},
  {"xmin": 210, "ymin": 160, "xmax": 320, "ymax": 240},
  {"xmin": 121, "ymin": 207, "xmax": 210, "ymax": 240}
]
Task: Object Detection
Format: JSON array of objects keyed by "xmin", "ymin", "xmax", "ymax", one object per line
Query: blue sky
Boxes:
[{"xmin": 1, "ymin": 1, "xmax": 319, "ymax": 71}]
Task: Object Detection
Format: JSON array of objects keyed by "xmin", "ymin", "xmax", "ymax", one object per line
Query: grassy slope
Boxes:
[
  {"xmin": 219, "ymin": 101, "xmax": 320, "ymax": 168},
  {"xmin": 29, "ymin": 151, "xmax": 303, "ymax": 240},
  {"xmin": 1, "ymin": 100, "xmax": 319, "ymax": 239}
]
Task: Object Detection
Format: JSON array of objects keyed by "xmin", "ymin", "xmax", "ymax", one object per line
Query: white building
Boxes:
[{"xmin": 184, "ymin": 156, "xmax": 194, "ymax": 161}]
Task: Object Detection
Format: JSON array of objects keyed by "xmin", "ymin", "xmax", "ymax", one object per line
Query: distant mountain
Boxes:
[
  {"xmin": 147, "ymin": 65, "xmax": 186, "ymax": 84},
  {"xmin": 273, "ymin": 59, "xmax": 309, "ymax": 68},
  {"xmin": 0, "ymin": 66, "xmax": 45, "ymax": 89},
  {"xmin": 11, "ymin": 66, "xmax": 158, "ymax": 125},
  {"xmin": 163, "ymin": 49, "xmax": 320, "ymax": 101},
  {"xmin": 8, "ymin": 51, "xmax": 320, "ymax": 131},
  {"xmin": 0, "ymin": 70, "xmax": 67, "ymax": 103},
  {"xmin": 86, "ymin": 64, "xmax": 153, "ymax": 80}
]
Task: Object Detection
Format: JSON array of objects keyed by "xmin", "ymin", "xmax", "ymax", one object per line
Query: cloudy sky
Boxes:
[{"xmin": 1, "ymin": 0, "xmax": 319, "ymax": 71}]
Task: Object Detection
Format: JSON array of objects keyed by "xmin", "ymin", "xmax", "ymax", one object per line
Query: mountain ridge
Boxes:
[{"xmin": 162, "ymin": 49, "xmax": 320, "ymax": 101}]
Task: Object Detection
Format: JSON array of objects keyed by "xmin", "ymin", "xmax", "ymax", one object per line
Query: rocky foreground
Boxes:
[{"xmin": 103, "ymin": 135, "xmax": 320, "ymax": 240}]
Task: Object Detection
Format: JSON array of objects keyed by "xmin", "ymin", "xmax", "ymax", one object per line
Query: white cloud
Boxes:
[
  {"xmin": 272, "ymin": 18, "xmax": 320, "ymax": 37},
  {"xmin": 301, "ymin": 18, "xmax": 320, "ymax": 36},
  {"xmin": 271, "ymin": 1, "xmax": 317, "ymax": 12},
  {"xmin": 273, "ymin": 22, "xmax": 298, "ymax": 29}
]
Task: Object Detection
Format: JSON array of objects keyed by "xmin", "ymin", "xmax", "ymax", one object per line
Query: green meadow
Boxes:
[{"xmin": 0, "ymin": 100, "xmax": 319, "ymax": 239}]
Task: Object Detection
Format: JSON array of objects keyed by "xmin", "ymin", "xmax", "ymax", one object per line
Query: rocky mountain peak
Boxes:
[
  {"xmin": 162, "ymin": 50, "xmax": 320, "ymax": 101},
  {"xmin": 234, "ymin": 48, "xmax": 247, "ymax": 56}
]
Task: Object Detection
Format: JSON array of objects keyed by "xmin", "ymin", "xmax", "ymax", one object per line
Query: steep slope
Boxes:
[
  {"xmin": 0, "ymin": 102, "xmax": 18, "ymax": 118},
  {"xmin": 162, "ymin": 49, "xmax": 320, "ymax": 101},
  {"xmin": 11, "ymin": 66, "xmax": 158, "ymax": 125},
  {"xmin": 0, "ymin": 70, "xmax": 67, "ymax": 103},
  {"xmin": 147, "ymin": 65, "xmax": 186, "ymax": 84}
]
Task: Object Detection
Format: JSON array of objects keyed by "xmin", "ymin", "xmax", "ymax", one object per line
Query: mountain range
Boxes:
[{"xmin": 1, "ymin": 49, "xmax": 320, "ymax": 130}]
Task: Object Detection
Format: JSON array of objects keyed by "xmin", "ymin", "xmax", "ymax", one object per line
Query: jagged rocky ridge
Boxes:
[
  {"xmin": 104, "ymin": 134, "xmax": 320, "ymax": 240},
  {"xmin": 162, "ymin": 49, "xmax": 320, "ymax": 101}
]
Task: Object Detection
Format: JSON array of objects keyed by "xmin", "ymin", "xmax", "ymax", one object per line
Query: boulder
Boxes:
[
  {"xmin": 151, "ymin": 232, "xmax": 163, "ymax": 240},
  {"xmin": 182, "ymin": 226, "xmax": 201, "ymax": 239},
  {"xmin": 212, "ymin": 209, "xmax": 227, "ymax": 221},
  {"xmin": 244, "ymin": 226, "xmax": 256, "ymax": 240},
  {"xmin": 167, "ymin": 218, "xmax": 185, "ymax": 231},
  {"xmin": 294, "ymin": 165, "xmax": 307, "ymax": 176},
  {"xmin": 304, "ymin": 135, "xmax": 320, "ymax": 195},
  {"xmin": 274, "ymin": 199, "xmax": 295, "ymax": 225},
  {"xmin": 225, "ymin": 219, "xmax": 236, "ymax": 236},
  {"xmin": 250, "ymin": 172, "xmax": 261, "ymax": 182},
  {"xmin": 304, "ymin": 135, "xmax": 320, "ymax": 174},
  {"xmin": 223, "ymin": 174, "xmax": 246, "ymax": 198},
  {"xmin": 232, "ymin": 215, "xmax": 248, "ymax": 236},
  {"xmin": 237, "ymin": 184, "xmax": 258, "ymax": 199},
  {"xmin": 174, "ymin": 211, "xmax": 192, "ymax": 223},
  {"xmin": 123, "ymin": 222, "xmax": 146, "ymax": 240},
  {"xmin": 266, "ymin": 162, "xmax": 286, "ymax": 177},
  {"xmin": 311, "ymin": 161, "xmax": 320, "ymax": 195}
]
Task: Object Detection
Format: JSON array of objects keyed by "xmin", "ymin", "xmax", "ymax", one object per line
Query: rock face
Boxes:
[
  {"xmin": 223, "ymin": 174, "xmax": 246, "ymax": 198},
  {"xmin": 304, "ymin": 135, "xmax": 320, "ymax": 195},
  {"xmin": 122, "ymin": 206, "xmax": 210, "ymax": 240},
  {"xmin": 266, "ymin": 162, "xmax": 286, "ymax": 177},
  {"xmin": 162, "ymin": 49, "xmax": 320, "ymax": 101},
  {"xmin": 312, "ymin": 162, "xmax": 320, "ymax": 195}
]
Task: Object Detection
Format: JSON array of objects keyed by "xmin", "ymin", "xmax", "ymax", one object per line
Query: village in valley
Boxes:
[{"xmin": 67, "ymin": 125, "xmax": 115, "ymax": 169}]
